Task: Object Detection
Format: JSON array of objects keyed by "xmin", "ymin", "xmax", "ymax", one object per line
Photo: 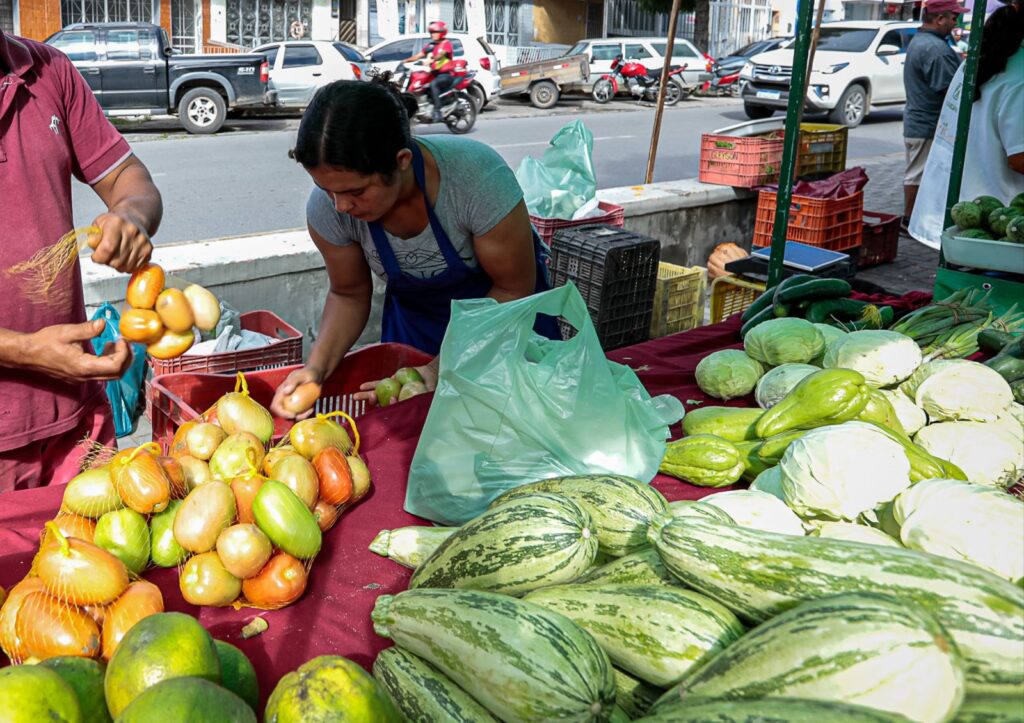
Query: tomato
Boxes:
[
  {"xmin": 110, "ymin": 448, "xmax": 170, "ymax": 514},
  {"xmin": 313, "ymin": 499, "xmax": 339, "ymax": 532},
  {"xmin": 173, "ymin": 481, "xmax": 237, "ymax": 554},
  {"xmin": 62, "ymin": 466, "xmax": 122, "ymax": 518},
  {"xmin": 43, "ymin": 512, "xmax": 97, "ymax": 545},
  {"xmin": 125, "ymin": 263, "xmax": 165, "ymax": 310},
  {"xmin": 281, "ymin": 382, "xmax": 321, "ymax": 417},
  {"xmin": 101, "ymin": 580, "xmax": 164, "ymax": 660},
  {"xmin": 346, "ymin": 455, "xmax": 372, "ymax": 502},
  {"xmin": 179, "ymin": 455, "xmax": 213, "ymax": 491},
  {"xmin": 216, "ymin": 524, "xmax": 272, "ymax": 579},
  {"xmin": 0, "ymin": 577, "xmax": 47, "ymax": 661},
  {"xmin": 154, "ymin": 287, "xmax": 195, "ymax": 333},
  {"xmin": 16, "ymin": 591, "xmax": 100, "ymax": 660},
  {"xmin": 35, "ymin": 526, "xmax": 130, "ymax": 606},
  {"xmin": 147, "ymin": 329, "xmax": 195, "ymax": 360},
  {"xmin": 158, "ymin": 456, "xmax": 187, "ymax": 498},
  {"xmin": 262, "ymin": 446, "xmax": 296, "ymax": 475},
  {"xmin": 209, "ymin": 432, "xmax": 265, "ymax": 480},
  {"xmin": 289, "ymin": 418, "xmax": 352, "ymax": 460},
  {"xmin": 179, "ymin": 552, "xmax": 241, "ymax": 607},
  {"xmin": 231, "ymin": 474, "xmax": 264, "ymax": 525},
  {"xmin": 185, "ymin": 422, "xmax": 226, "ymax": 462},
  {"xmin": 241, "ymin": 553, "xmax": 308, "ymax": 609},
  {"xmin": 266, "ymin": 454, "xmax": 319, "ymax": 510},
  {"xmin": 119, "ymin": 309, "xmax": 164, "ymax": 344},
  {"xmin": 313, "ymin": 447, "xmax": 352, "ymax": 506},
  {"xmin": 183, "ymin": 283, "xmax": 221, "ymax": 332},
  {"xmin": 251, "ymin": 481, "xmax": 322, "ymax": 560},
  {"xmin": 169, "ymin": 420, "xmax": 196, "ymax": 459}
]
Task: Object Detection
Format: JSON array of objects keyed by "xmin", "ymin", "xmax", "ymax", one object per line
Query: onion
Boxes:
[
  {"xmin": 119, "ymin": 309, "xmax": 164, "ymax": 344},
  {"xmin": 216, "ymin": 524, "xmax": 273, "ymax": 579},
  {"xmin": 183, "ymin": 283, "xmax": 221, "ymax": 332},
  {"xmin": 154, "ymin": 287, "xmax": 194, "ymax": 333},
  {"xmin": 125, "ymin": 263, "xmax": 165, "ymax": 309},
  {"xmin": 186, "ymin": 423, "xmax": 226, "ymax": 461}
]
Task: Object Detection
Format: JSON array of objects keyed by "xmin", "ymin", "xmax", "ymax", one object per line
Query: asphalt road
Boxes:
[{"xmin": 72, "ymin": 98, "xmax": 905, "ymax": 245}]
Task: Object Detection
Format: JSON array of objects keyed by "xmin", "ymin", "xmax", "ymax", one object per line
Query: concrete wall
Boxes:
[
  {"xmin": 82, "ymin": 179, "xmax": 753, "ymax": 356},
  {"xmin": 532, "ymin": 0, "xmax": 587, "ymax": 46}
]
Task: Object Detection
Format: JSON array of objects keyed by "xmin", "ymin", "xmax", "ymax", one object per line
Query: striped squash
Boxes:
[
  {"xmin": 372, "ymin": 646, "xmax": 497, "ymax": 722},
  {"xmin": 665, "ymin": 500, "xmax": 735, "ymax": 524},
  {"xmin": 613, "ymin": 668, "xmax": 664, "ymax": 720},
  {"xmin": 369, "ymin": 526, "xmax": 459, "ymax": 569},
  {"xmin": 525, "ymin": 584, "xmax": 745, "ymax": 687},
  {"xmin": 652, "ymin": 593, "xmax": 964, "ymax": 723},
  {"xmin": 953, "ymin": 694, "xmax": 1024, "ymax": 722},
  {"xmin": 574, "ymin": 547, "xmax": 677, "ymax": 587},
  {"xmin": 489, "ymin": 475, "xmax": 668, "ymax": 556},
  {"xmin": 371, "ymin": 589, "xmax": 616, "ymax": 723},
  {"xmin": 638, "ymin": 698, "xmax": 916, "ymax": 722},
  {"xmin": 649, "ymin": 516, "xmax": 1024, "ymax": 695},
  {"xmin": 410, "ymin": 493, "xmax": 598, "ymax": 596}
]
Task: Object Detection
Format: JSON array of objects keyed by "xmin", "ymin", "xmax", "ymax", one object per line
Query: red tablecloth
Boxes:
[{"xmin": 0, "ymin": 318, "xmax": 748, "ymax": 705}]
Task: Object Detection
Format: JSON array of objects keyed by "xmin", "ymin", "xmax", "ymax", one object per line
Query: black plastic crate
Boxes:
[{"xmin": 549, "ymin": 225, "xmax": 661, "ymax": 350}]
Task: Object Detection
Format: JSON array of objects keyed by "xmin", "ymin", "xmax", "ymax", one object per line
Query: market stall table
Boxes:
[{"xmin": 0, "ymin": 315, "xmax": 771, "ymax": 708}]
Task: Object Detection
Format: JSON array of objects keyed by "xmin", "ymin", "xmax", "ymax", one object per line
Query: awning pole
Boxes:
[{"xmin": 645, "ymin": 0, "xmax": 684, "ymax": 184}]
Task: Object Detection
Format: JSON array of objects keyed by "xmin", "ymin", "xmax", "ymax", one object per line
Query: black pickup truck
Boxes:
[{"xmin": 46, "ymin": 22, "xmax": 276, "ymax": 134}]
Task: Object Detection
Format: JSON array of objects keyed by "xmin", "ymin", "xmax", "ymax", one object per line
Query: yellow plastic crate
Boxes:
[
  {"xmin": 650, "ymin": 263, "xmax": 706, "ymax": 338},
  {"xmin": 709, "ymin": 275, "xmax": 766, "ymax": 324},
  {"xmin": 798, "ymin": 123, "xmax": 849, "ymax": 177}
]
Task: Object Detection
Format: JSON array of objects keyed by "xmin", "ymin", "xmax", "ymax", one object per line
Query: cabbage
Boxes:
[
  {"xmin": 749, "ymin": 466, "xmax": 784, "ymax": 500},
  {"xmin": 879, "ymin": 388, "xmax": 928, "ymax": 436},
  {"xmin": 992, "ymin": 403, "xmax": 1024, "ymax": 445},
  {"xmin": 893, "ymin": 479, "xmax": 1024, "ymax": 582},
  {"xmin": 744, "ymin": 318, "xmax": 825, "ymax": 366},
  {"xmin": 822, "ymin": 330, "xmax": 922, "ymax": 387},
  {"xmin": 900, "ymin": 359, "xmax": 1013, "ymax": 422},
  {"xmin": 701, "ymin": 490, "xmax": 806, "ymax": 536},
  {"xmin": 754, "ymin": 364, "xmax": 819, "ymax": 410},
  {"xmin": 811, "ymin": 521, "xmax": 902, "ymax": 548},
  {"xmin": 695, "ymin": 349, "xmax": 765, "ymax": 400},
  {"xmin": 914, "ymin": 421, "xmax": 1024, "ymax": 488},
  {"xmin": 779, "ymin": 421, "xmax": 912, "ymax": 521},
  {"xmin": 810, "ymin": 324, "xmax": 847, "ymax": 366}
]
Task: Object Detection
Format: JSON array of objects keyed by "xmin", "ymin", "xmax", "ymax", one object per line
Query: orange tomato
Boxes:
[
  {"xmin": 147, "ymin": 329, "xmax": 194, "ymax": 360},
  {"xmin": 313, "ymin": 447, "xmax": 352, "ymax": 506},
  {"xmin": 111, "ymin": 448, "xmax": 171, "ymax": 514},
  {"xmin": 266, "ymin": 454, "xmax": 319, "ymax": 510},
  {"xmin": 313, "ymin": 499, "xmax": 339, "ymax": 532},
  {"xmin": 159, "ymin": 456, "xmax": 187, "ymax": 498},
  {"xmin": 82, "ymin": 604, "xmax": 107, "ymax": 627},
  {"xmin": 241, "ymin": 553, "xmax": 308, "ymax": 608},
  {"xmin": 231, "ymin": 474, "xmax": 264, "ymax": 525},
  {"xmin": 262, "ymin": 446, "xmax": 295, "ymax": 475},
  {"xmin": 0, "ymin": 577, "xmax": 47, "ymax": 662},
  {"xmin": 101, "ymin": 580, "xmax": 164, "ymax": 660},
  {"xmin": 169, "ymin": 420, "xmax": 198, "ymax": 459},
  {"xmin": 125, "ymin": 263, "xmax": 165, "ymax": 309},
  {"xmin": 154, "ymin": 288, "xmax": 195, "ymax": 333},
  {"xmin": 43, "ymin": 512, "xmax": 97, "ymax": 545},
  {"xmin": 216, "ymin": 524, "xmax": 273, "ymax": 579},
  {"xmin": 35, "ymin": 530, "xmax": 130, "ymax": 607},
  {"xmin": 346, "ymin": 456, "xmax": 372, "ymax": 502},
  {"xmin": 119, "ymin": 309, "xmax": 164, "ymax": 344},
  {"xmin": 179, "ymin": 552, "xmax": 241, "ymax": 607},
  {"xmin": 16, "ymin": 591, "xmax": 101, "ymax": 660},
  {"xmin": 281, "ymin": 382, "xmax": 322, "ymax": 417}
]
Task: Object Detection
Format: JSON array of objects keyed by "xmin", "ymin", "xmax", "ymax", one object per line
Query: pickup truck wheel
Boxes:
[
  {"xmin": 179, "ymin": 88, "xmax": 227, "ymax": 134},
  {"xmin": 829, "ymin": 84, "xmax": 867, "ymax": 127},
  {"xmin": 529, "ymin": 80, "xmax": 559, "ymax": 109},
  {"xmin": 743, "ymin": 103, "xmax": 774, "ymax": 119}
]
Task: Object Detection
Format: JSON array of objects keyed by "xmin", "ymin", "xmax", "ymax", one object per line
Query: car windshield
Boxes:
[
  {"xmin": 815, "ymin": 28, "xmax": 879, "ymax": 52},
  {"xmin": 567, "ymin": 42, "xmax": 587, "ymax": 57},
  {"xmin": 334, "ymin": 42, "xmax": 366, "ymax": 62},
  {"xmin": 734, "ymin": 40, "xmax": 765, "ymax": 56}
]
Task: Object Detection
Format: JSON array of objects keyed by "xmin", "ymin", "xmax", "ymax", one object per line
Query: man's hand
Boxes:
[
  {"xmin": 89, "ymin": 210, "xmax": 153, "ymax": 273},
  {"xmin": 18, "ymin": 320, "xmax": 133, "ymax": 383}
]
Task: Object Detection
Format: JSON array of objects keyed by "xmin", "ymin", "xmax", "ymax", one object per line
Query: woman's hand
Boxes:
[
  {"xmin": 270, "ymin": 366, "xmax": 323, "ymax": 420},
  {"xmin": 353, "ymin": 361, "xmax": 438, "ymax": 408}
]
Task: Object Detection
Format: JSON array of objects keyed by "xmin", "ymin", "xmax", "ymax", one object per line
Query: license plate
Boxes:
[{"xmin": 756, "ymin": 90, "xmax": 781, "ymax": 99}]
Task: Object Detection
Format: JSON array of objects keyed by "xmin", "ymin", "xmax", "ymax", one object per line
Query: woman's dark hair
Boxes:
[
  {"xmin": 975, "ymin": 5, "xmax": 1024, "ymax": 100},
  {"xmin": 289, "ymin": 74, "xmax": 418, "ymax": 176}
]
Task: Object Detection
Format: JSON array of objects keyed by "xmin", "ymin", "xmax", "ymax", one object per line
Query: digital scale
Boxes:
[{"xmin": 724, "ymin": 241, "xmax": 858, "ymax": 281}]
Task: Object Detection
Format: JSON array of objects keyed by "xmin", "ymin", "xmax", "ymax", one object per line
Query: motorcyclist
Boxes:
[{"xmin": 404, "ymin": 20, "xmax": 456, "ymax": 121}]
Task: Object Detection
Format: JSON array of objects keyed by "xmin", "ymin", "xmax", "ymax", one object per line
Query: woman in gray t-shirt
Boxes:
[{"xmin": 270, "ymin": 78, "xmax": 556, "ymax": 419}]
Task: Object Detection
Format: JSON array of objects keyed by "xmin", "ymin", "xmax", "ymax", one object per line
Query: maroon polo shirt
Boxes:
[{"xmin": 0, "ymin": 29, "xmax": 131, "ymax": 452}]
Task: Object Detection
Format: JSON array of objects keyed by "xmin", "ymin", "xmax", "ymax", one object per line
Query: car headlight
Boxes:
[
  {"xmin": 819, "ymin": 62, "xmax": 849, "ymax": 75},
  {"xmin": 740, "ymin": 62, "xmax": 754, "ymax": 79}
]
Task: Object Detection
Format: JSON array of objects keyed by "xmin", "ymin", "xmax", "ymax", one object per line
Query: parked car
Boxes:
[
  {"xmin": 366, "ymin": 33, "xmax": 498, "ymax": 111},
  {"xmin": 46, "ymin": 22, "xmax": 274, "ymax": 134},
  {"xmin": 715, "ymin": 37, "xmax": 791, "ymax": 75},
  {"xmin": 253, "ymin": 40, "xmax": 368, "ymax": 109},
  {"xmin": 563, "ymin": 36, "xmax": 714, "ymax": 91},
  {"xmin": 738, "ymin": 20, "xmax": 918, "ymax": 127}
]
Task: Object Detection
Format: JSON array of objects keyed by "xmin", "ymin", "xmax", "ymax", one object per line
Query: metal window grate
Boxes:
[
  {"xmin": 225, "ymin": 0, "xmax": 313, "ymax": 47},
  {"xmin": 61, "ymin": 0, "xmax": 153, "ymax": 27}
]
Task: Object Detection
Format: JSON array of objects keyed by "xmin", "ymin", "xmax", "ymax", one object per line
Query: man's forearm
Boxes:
[{"xmin": 0, "ymin": 328, "xmax": 29, "ymax": 368}]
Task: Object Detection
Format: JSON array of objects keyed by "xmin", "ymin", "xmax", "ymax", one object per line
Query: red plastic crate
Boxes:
[
  {"xmin": 699, "ymin": 131, "xmax": 785, "ymax": 188},
  {"xmin": 531, "ymin": 202, "xmax": 625, "ymax": 248},
  {"xmin": 859, "ymin": 211, "xmax": 900, "ymax": 268},
  {"xmin": 752, "ymin": 190, "xmax": 864, "ymax": 252},
  {"xmin": 148, "ymin": 343, "xmax": 432, "ymax": 452}
]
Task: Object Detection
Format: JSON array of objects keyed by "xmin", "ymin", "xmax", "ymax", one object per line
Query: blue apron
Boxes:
[{"xmin": 367, "ymin": 142, "xmax": 559, "ymax": 355}]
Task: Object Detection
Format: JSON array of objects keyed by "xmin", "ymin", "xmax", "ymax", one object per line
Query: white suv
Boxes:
[{"xmin": 739, "ymin": 21, "xmax": 919, "ymax": 127}]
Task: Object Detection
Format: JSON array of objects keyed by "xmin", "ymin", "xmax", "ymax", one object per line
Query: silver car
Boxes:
[{"xmin": 254, "ymin": 40, "xmax": 368, "ymax": 109}]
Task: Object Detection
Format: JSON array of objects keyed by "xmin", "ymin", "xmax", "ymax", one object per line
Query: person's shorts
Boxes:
[{"xmin": 904, "ymin": 138, "xmax": 934, "ymax": 186}]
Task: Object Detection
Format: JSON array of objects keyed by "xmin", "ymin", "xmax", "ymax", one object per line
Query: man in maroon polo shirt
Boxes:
[{"xmin": 0, "ymin": 28, "xmax": 163, "ymax": 491}]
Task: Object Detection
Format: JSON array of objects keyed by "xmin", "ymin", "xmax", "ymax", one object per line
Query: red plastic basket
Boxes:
[
  {"xmin": 752, "ymin": 190, "xmax": 864, "ymax": 252},
  {"xmin": 148, "ymin": 343, "xmax": 432, "ymax": 452},
  {"xmin": 531, "ymin": 202, "xmax": 625, "ymax": 248},
  {"xmin": 858, "ymin": 211, "xmax": 901, "ymax": 268},
  {"xmin": 698, "ymin": 131, "xmax": 784, "ymax": 188}
]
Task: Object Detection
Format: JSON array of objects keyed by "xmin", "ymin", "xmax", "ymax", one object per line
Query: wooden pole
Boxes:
[{"xmin": 644, "ymin": 0, "xmax": 684, "ymax": 184}]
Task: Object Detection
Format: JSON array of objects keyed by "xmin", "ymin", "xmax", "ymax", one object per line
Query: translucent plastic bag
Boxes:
[
  {"xmin": 90, "ymin": 303, "xmax": 147, "ymax": 438},
  {"xmin": 516, "ymin": 120, "xmax": 598, "ymax": 220},
  {"xmin": 406, "ymin": 284, "xmax": 684, "ymax": 525}
]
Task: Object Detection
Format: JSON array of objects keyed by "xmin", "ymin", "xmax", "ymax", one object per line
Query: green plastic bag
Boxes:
[
  {"xmin": 515, "ymin": 120, "xmax": 597, "ymax": 220},
  {"xmin": 405, "ymin": 284, "xmax": 684, "ymax": 525}
]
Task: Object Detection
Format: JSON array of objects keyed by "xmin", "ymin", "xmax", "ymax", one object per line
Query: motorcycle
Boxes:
[
  {"xmin": 702, "ymin": 60, "xmax": 741, "ymax": 97},
  {"xmin": 393, "ymin": 60, "xmax": 477, "ymax": 134},
  {"xmin": 591, "ymin": 55, "xmax": 689, "ymax": 105}
]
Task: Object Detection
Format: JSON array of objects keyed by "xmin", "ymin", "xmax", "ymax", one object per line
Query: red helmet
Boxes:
[{"xmin": 428, "ymin": 20, "xmax": 448, "ymax": 37}]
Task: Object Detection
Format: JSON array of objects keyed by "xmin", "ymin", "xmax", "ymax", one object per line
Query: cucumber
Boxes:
[
  {"xmin": 740, "ymin": 287, "xmax": 777, "ymax": 323},
  {"xmin": 371, "ymin": 589, "xmax": 616, "ymax": 722},
  {"xmin": 638, "ymin": 698, "xmax": 917, "ymax": 722},
  {"xmin": 681, "ymin": 407, "xmax": 763, "ymax": 442},
  {"xmin": 410, "ymin": 492, "xmax": 598, "ymax": 596},
  {"xmin": 369, "ymin": 526, "xmax": 459, "ymax": 569},
  {"xmin": 978, "ymin": 329, "xmax": 1019, "ymax": 355},
  {"xmin": 652, "ymin": 593, "xmax": 964, "ymax": 723},
  {"xmin": 805, "ymin": 298, "xmax": 871, "ymax": 324},
  {"xmin": 739, "ymin": 306, "xmax": 775, "ymax": 339},
  {"xmin": 648, "ymin": 516, "xmax": 1024, "ymax": 695},
  {"xmin": 776, "ymin": 278, "xmax": 852, "ymax": 304},
  {"xmin": 373, "ymin": 646, "xmax": 497, "ymax": 722},
  {"xmin": 525, "ymin": 584, "xmax": 745, "ymax": 688},
  {"xmin": 489, "ymin": 475, "xmax": 668, "ymax": 557},
  {"xmin": 953, "ymin": 694, "xmax": 1024, "ymax": 722},
  {"xmin": 613, "ymin": 668, "xmax": 663, "ymax": 720},
  {"xmin": 574, "ymin": 547, "xmax": 678, "ymax": 587}
]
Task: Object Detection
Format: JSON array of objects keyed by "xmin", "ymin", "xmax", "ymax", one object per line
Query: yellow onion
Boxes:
[
  {"xmin": 179, "ymin": 455, "xmax": 214, "ymax": 490},
  {"xmin": 209, "ymin": 432, "xmax": 264, "ymax": 480},
  {"xmin": 110, "ymin": 445, "xmax": 170, "ymax": 514},
  {"xmin": 173, "ymin": 481, "xmax": 237, "ymax": 554},
  {"xmin": 266, "ymin": 454, "xmax": 319, "ymax": 510},
  {"xmin": 346, "ymin": 456, "xmax": 372, "ymax": 502},
  {"xmin": 182, "ymin": 284, "xmax": 221, "ymax": 332},
  {"xmin": 154, "ymin": 287, "xmax": 194, "ymax": 333},
  {"xmin": 147, "ymin": 329, "xmax": 195, "ymax": 360},
  {"xmin": 216, "ymin": 524, "xmax": 273, "ymax": 579},
  {"xmin": 179, "ymin": 552, "xmax": 241, "ymax": 607},
  {"xmin": 289, "ymin": 417, "xmax": 352, "ymax": 461},
  {"xmin": 185, "ymin": 423, "xmax": 226, "ymax": 461},
  {"xmin": 62, "ymin": 466, "xmax": 123, "ymax": 518}
]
